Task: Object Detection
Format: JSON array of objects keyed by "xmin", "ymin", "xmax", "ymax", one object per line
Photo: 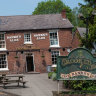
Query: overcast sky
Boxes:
[{"xmin": 0, "ymin": 0, "xmax": 85, "ymax": 16}]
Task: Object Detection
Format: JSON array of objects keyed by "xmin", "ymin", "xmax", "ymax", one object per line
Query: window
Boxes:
[
  {"xmin": 0, "ymin": 54, "xmax": 8, "ymax": 70},
  {"xmin": 24, "ymin": 33, "xmax": 32, "ymax": 44},
  {"xmin": 51, "ymin": 51, "xmax": 60, "ymax": 65},
  {"xmin": 49, "ymin": 30, "xmax": 59, "ymax": 47},
  {"xmin": 0, "ymin": 33, "xmax": 6, "ymax": 49}
]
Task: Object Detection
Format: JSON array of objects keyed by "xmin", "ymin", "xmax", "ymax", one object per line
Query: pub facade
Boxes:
[{"xmin": 0, "ymin": 10, "xmax": 79, "ymax": 73}]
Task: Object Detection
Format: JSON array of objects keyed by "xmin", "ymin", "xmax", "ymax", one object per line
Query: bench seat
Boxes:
[{"xmin": 2, "ymin": 80, "xmax": 27, "ymax": 88}]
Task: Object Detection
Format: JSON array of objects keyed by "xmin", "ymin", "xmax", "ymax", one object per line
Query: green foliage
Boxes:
[
  {"xmin": 63, "ymin": 80, "xmax": 96, "ymax": 91},
  {"xmin": 77, "ymin": 0, "xmax": 96, "ymax": 49},
  {"xmin": 32, "ymin": 0, "xmax": 67, "ymax": 15},
  {"xmin": 83, "ymin": 0, "xmax": 96, "ymax": 8},
  {"xmin": 48, "ymin": 72, "xmax": 57, "ymax": 80},
  {"xmin": 88, "ymin": 16, "xmax": 96, "ymax": 43},
  {"xmin": 72, "ymin": 7, "xmax": 86, "ymax": 27},
  {"xmin": 48, "ymin": 67, "xmax": 57, "ymax": 80},
  {"xmin": 48, "ymin": 72, "xmax": 54, "ymax": 79},
  {"xmin": 51, "ymin": 72, "xmax": 56, "ymax": 80}
]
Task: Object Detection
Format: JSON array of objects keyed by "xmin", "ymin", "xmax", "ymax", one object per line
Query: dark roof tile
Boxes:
[{"xmin": 0, "ymin": 14, "xmax": 73, "ymax": 31}]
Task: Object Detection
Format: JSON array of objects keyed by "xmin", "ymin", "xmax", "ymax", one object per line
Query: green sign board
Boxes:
[{"xmin": 57, "ymin": 48, "xmax": 96, "ymax": 80}]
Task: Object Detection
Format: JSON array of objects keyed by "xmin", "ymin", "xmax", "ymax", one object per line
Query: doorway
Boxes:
[{"xmin": 26, "ymin": 56, "xmax": 34, "ymax": 72}]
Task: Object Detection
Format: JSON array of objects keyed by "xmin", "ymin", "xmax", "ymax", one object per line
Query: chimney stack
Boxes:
[{"xmin": 61, "ymin": 9, "xmax": 66, "ymax": 19}]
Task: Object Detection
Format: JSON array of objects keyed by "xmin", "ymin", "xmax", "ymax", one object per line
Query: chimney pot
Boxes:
[{"xmin": 61, "ymin": 9, "xmax": 66, "ymax": 19}]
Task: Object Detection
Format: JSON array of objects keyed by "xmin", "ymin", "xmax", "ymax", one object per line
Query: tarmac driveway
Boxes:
[{"xmin": 1, "ymin": 73, "xmax": 64, "ymax": 96}]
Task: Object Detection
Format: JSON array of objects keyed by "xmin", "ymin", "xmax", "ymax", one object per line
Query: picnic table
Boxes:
[{"xmin": 0, "ymin": 74, "xmax": 27, "ymax": 88}]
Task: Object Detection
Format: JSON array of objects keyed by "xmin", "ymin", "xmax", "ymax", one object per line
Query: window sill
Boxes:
[
  {"xmin": 51, "ymin": 64, "xmax": 57, "ymax": 67},
  {"xmin": 0, "ymin": 68, "xmax": 9, "ymax": 71},
  {"xmin": 50, "ymin": 45, "xmax": 61, "ymax": 48},
  {"xmin": 24, "ymin": 42, "xmax": 33, "ymax": 44},
  {"xmin": 0, "ymin": 48, "xmax": 7, "ymax": 51}
]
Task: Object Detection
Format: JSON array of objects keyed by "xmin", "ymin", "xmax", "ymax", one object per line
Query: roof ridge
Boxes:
[{"xmin": 0, "ymin": 13, "xmax": 60, "ymax": 17}]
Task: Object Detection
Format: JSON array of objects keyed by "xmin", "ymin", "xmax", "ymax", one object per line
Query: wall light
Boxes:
[{"xmin": 48, "ymin": 49, "xmax": 51, "ymax": 52}]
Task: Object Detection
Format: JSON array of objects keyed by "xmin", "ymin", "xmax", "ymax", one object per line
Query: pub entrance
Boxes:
[{"xmin": 26, "ymin": 56, "xmax": 34, "ymax": 72}]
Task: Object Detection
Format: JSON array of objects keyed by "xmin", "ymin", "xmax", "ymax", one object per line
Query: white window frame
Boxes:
[
  {"xmin": 49, "ymin": 30, "xmax": 60, "ymax": 47},
  {"xmin": 0, "ymin": 53, "xmax": 8, "ymax": 71},
  {"xmin": 0, "ymin": 33, "xmax": 6, "ymax": 51},
  {"xmin": 51, "ymin": 50, "xmax": 60, "ymax": 65},
  {"xmin": 24, "ymin": 33, "xmax": 32, "ymax": 44}
]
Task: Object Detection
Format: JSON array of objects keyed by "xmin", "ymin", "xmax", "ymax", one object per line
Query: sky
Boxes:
[{"xmin": 0, "ymin": 0, "xmax": 85, "ymax": 16}]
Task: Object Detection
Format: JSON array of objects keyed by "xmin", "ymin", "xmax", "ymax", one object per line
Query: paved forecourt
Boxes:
[{"xmin": 2, "ymin": 73, "xmax": 65, "ymax": 96}]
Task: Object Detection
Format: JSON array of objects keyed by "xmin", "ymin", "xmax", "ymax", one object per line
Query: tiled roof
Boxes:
[
  {"xmin": 0, "ymin": 14, "xmax": 73, "ymax": 31},
  {"xmin": 77, "ymin": 27, "xmax": 86, "ymax": 37}
]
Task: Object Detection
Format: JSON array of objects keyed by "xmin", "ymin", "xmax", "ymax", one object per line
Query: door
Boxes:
[{"xmin": 26, "ymin": 56, "xmax": 34, "ymax": 72}]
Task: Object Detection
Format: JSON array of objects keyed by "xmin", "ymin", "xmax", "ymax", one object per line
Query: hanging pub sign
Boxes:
[{"xmin": 57, "ymin": 48, "xmax": 96, "ymax": 80}]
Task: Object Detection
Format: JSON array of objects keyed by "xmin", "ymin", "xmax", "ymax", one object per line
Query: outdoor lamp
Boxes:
[
  {"xmin": 48, "ymin": 49, "xmax": 51, "ymax": 52},
  {"xmin": 7, "ymin": 51, "xmax": 9, "ymax": 55},
  {"xmin": 62, "ymin": 48, "xmax": 65, "ymax": 51},
  {"xmin": 21, "ymin": 51, "xmax": 23, "ymax": 54}
]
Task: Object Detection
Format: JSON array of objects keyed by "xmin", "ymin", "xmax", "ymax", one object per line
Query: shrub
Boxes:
[
  {"xmin": 48, "ymin": 72, "xmax": 53, "ymax": 79},
  {"xmin": 52, "ymin": 72, "xmax": 57, "ymax": 81},
  {"xmin": 63, "ymin": 80, "xmax": 96, "ymax": 91}
]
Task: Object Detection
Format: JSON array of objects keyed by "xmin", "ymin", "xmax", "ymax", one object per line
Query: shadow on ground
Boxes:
[{"xmin": 0, "ymin": 90, "xmax": 20, "ymax": 96}]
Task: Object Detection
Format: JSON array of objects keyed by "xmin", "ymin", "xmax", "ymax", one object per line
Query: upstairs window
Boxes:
[
  {"xmin": 51, "ymin": 51, "xmax": 60, "ymax": 65},
  {"xmin": 49, "ymin": 30, "xmax": 59, "ymax": 47},
  {"xmin": 0, "ymin": 33, "xmax": 6, "ymax": 49},
  {"xmin": 24, "ymin": 33, "xmax": 32, "ymax": 44}
]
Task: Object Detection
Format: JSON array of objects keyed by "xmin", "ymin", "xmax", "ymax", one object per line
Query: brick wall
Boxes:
[{"xmin": 4, "ymin": 29, "xmax": 79, "ymax": 73}]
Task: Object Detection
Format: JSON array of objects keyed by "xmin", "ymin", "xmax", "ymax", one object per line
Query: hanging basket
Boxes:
[{"xmin": 14, "ymin": 56, "xmax": 18, "ymax": 58}]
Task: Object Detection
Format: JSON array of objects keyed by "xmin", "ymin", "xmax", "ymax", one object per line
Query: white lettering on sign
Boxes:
[
  {"xmin": 7, "ymin": 35, "xmax": 21, "ymax": 42},
  {"xmin": 34, "ymin": 33, "xmax": 48, "ymax": 40},
  {"xmin": 37, "ymin": 37, "xmax": 45, "ymax": 40}
]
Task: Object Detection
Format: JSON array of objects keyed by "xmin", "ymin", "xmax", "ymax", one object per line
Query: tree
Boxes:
[
  {"xmin": 78, "ymin": 0, "xmax": 96, "ymax": 49},
  {"xmin": 71, "ymin": 7, "xmax": 86, "ymax": 31},
  {"xmin": 80, "ymin": 0, "xmax": 96, "ymax": 8},
  {"xmin": 32, "ymin": 0, "xmax": 70, "ymax": 15}
]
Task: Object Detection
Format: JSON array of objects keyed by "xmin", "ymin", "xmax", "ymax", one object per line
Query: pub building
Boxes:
[{"xmin": 0, "ymin": 10, "xmax": 79, "ymax": 73}]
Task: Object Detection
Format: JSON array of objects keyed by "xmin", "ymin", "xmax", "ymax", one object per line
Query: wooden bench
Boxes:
[
  {"xmin": 2, "ymin": 80, "xmax": 27, "ymax": 88},
  {"xmin": 0, "ymin": 74, "xmax": 27, "ymax": 88},
  {"xmin": 19, "ymin": 80, "xmax": 27, "ymax": 88}
]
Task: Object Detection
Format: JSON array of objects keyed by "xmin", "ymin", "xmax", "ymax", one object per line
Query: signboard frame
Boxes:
[{"xmin": 57, "ymin": 48, "xmax": 96, "ymax": 80}]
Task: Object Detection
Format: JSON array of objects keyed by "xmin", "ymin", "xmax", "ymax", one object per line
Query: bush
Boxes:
[
  {"xmin": 51, "ymin": 72, "xmax": 57, "ymax": 81},
  {"xmin": 63, "ymin": 80, "xmax": 96, "ymax": 91},
  {"xmin": 48, "ymin": 72, "xmax": 54, "ymax": 79}
]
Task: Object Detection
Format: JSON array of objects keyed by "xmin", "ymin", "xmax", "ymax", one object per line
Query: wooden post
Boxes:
[{"xmin": 57, "ymin": 80, "xmax": 60, "ymax": 94}]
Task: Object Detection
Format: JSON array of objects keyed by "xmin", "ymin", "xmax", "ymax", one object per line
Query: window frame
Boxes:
[
  {"xmin": 51, "ymin": 50, "xmax": 60, "ymax": 65},
  {"xmin": 49, "ymin": 30, "xmax": 60, "ymax": 47},
  {"xmin": 24, "ymin": 33, "xmax": 32, "ymax": 44},
  {"xmin": 0, "ymin": 53, "xmax": 8, "ymax": 71},
  {"xmin": 0, "ymin": 33, "xmax": 6, "ymax": 50}
]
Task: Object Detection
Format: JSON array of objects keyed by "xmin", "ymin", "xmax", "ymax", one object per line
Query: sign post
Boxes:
[{"xmin": 57, "ymin": 80, "xmax": 59, "ymax": 94}]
